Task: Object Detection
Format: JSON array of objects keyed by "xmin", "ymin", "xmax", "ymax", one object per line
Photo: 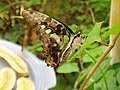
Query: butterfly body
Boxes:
[{"xmin": 22, "ymin": 10, "xmax": 85, "ymax": 67}]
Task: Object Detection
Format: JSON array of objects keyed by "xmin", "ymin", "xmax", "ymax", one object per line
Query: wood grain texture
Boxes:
[{"xmin": 110, "ymin": 0, "xmax": 120, "ymax": 64}]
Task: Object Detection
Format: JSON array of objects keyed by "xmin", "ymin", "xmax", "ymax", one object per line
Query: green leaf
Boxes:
[
  {"xmin": 105, "ymin": 70, "xmax": 117, "ymax": 90},
  {"xmin": 117, "ymin": 69, "xmax": 120, "ymax": 84},
  {"xmin": 83, "ymin": 46, "xmax": 107, "ymax": 63},
  {"xmin": 78, "ymin": 65, "xmax": 93, "ymax": 85},
  {"xmin": 85, "ymin": 60, "xmax": 110, "ymax": 90},
  {"xmin": 33, "ymin": 42, "xmax": 42, "ymax": 48},
  {"xmin": 50, "ymin": 77, "xmax": 65, "ymax": 90},
  {"xmin": 36, "ymin": 47, "xmax": 43, "ymax": 51},
  {"xmin": 84, "ymin": 81, "xmax": 94, "ymax": 90},
  {"xmin": 57, "ymin": 63, "xmax": 79, "ymax": 73},
  {"xmin": 68, "ymin": 22, "xmax": 102, "ymax": 61},
  {"xmin": 76, "ymin": 15, "xmax": 86, "ymax": 21},
  {"xmin": 108, "ymin": 22, "xmax": 120, "ymax": 34},
  {"xmin": 116, "ymin": 86, "xmax": 120, "ymax": 90},
  {"xmin": 81, "ymin": 22, "xmax": 102, "ymax": 49},
  {"xmin": 94, "ymin": 79, "xmax": 106, "ymax": 90},
  {"xmin": 65, "ymin": 85, "xmax": 73, "ymax": 90}
]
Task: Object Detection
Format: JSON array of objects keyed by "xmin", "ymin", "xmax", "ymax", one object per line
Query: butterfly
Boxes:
[{"xmin": 22, "ymin": 10, "xmax": 86, "ymax": 67}]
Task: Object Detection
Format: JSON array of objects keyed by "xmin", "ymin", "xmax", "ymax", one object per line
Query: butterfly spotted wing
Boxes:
[{"xmin": 22, "ymin": 10, "xmax": 84, "ymax": 67}]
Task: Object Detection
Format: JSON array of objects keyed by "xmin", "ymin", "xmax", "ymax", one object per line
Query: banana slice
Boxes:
[
  {"xmin": 16, "ymin": 77, "xmax": 35, "ymax": 90},
  {"xmin": 0, "ymin": 67, "xmax": 16, "ymax": 90},
  {"xmin": 0, "ymin": 45, "xmax": 29, "ymax": 76}
]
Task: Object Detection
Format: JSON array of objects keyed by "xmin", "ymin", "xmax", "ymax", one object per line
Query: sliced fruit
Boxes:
[
  {"xmin": 0, "ymin": 67, "xmax": 16, "ymax": 90},
  {"xmin": 0, "ymin": 45, "xmax": 29, "ymax": 76},
  {"xmin": 16, "ymin": 77, "xmax": 35, "ymax": 90}
]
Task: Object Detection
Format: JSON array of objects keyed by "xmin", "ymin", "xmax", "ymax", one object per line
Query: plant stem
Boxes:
[
  {"xmin": 79, "ymin": 30, "xmax": 120, "ymax": 90},
  {"xmin": 84, "ymin": 49, "xmax": 108, "ymax": 90}
]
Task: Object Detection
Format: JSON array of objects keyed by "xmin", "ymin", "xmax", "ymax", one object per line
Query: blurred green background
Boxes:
[{"xmin": 0, "ymin": 0, "xmax": 120, "ymax": 90}]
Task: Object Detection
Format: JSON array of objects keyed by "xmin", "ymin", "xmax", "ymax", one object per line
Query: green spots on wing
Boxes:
[
  {"xmin": 50, "ymin": 33, "xmax": 57, "ymax": 37},
  {"xmin": 38, "ymin": 22, "xmax": 41, "ymax": 24},
  {"xmin": 53, "ymin": 43, "xmax": 57, "ymax": 47},
  {"xmin": 56, "ymin": 37, "xmax": 61, "ymax": 43},
  {"xmin": 45, "ymin": 29, "xmax": 51, "ymax": 34},
  {"xmin": 50, "ymin": 33, "xmax": 61, "ymax": 43},
  {"xmin": 34, "ymin": 17, "xmax": 38, "ymax": 20},
  {"xmin": 40, "ymin": 25, "xmax": 46, "ymax": 29}
]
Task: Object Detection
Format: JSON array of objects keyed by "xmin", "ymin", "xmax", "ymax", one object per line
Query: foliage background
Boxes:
[{"xmin": 0, "ymin": 0, "xmax": 120, "ymax": 90}]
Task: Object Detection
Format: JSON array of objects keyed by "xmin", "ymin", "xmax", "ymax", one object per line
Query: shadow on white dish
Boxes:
[{"xmin": 0, "ymin": 39, "xmax": 56, "ymax": 90}]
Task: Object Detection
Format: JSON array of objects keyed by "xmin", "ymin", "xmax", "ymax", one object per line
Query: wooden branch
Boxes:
[{"xmin": 79, "ymin": 30, "xmax": 120, "ymax": 90}]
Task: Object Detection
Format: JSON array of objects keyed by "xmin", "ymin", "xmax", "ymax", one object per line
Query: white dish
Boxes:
[{"xmin": 0, "ymin": 40, "xmax": 56, "ymax": 90}]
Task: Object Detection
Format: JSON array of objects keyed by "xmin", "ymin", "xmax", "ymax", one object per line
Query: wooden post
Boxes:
[{"xmin": 110, "ymin": 0, "xmax": 120, "ymax": 64}]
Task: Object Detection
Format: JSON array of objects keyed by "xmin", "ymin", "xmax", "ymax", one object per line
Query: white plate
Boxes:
[{"xmin": 0, "ymin": 40, "xmax": 56, "ymax": 90}]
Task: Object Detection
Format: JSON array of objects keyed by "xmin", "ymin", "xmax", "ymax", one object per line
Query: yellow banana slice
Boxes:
[
  {"xmin": 16, "ymin": 77, "xmax": 35, "ymax": 90},
  {"xmin": 0, "ymin": 67, "xmax": 16, "ymax": 90},
  {"xmin": 0, "ymin": 45, "xmax": 29, "ymax": 76}
]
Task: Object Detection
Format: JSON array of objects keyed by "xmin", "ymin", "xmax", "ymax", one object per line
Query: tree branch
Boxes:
[{"xmin": 79, "ymin": 30, "xmax": 120, "ymax": 90}]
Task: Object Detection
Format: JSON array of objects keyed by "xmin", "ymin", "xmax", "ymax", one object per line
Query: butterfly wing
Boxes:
[{"xmin": 22, "ymin": 10, "xmax": 75, "ymax": 67}]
